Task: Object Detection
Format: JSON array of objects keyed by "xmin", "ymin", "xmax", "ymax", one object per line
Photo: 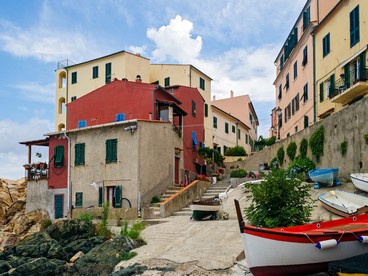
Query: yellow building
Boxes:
[
  {"xmin": 55, "ymin": 51, "xmax": 213, "ymax": 146},
  {"xmin": 314, "ymin": 0, "xmax": 368, "ymax": 120}
]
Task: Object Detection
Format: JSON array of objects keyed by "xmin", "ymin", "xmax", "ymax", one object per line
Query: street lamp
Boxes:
[{"xmin": 276, "ymin": 107, "xmax": 282, "ymax": 140}]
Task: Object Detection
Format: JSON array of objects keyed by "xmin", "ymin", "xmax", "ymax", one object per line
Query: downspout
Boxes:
[
  {"xmin": 312, "ymin": 33, "xmax": 317, "ymax": 123},
  {"xmin": 64, "ymin": 67, "xmax": 72, "ymax": 217},
  {"xmin": 235, "ymin": 122, "xmax": 239, "ymax": 147},
  {"xmin": 137, "ymin": 123, "xmax": 141, "ymax": 218}
]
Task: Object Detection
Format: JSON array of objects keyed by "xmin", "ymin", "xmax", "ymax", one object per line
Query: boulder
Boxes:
[
  {"xmin": 63, "ymin": 236, "xmax": 105, "ymax": 259},
  {"xmin": 5, "ymin": 201, "xmax": 26, "ymax": 224},
  {"xmin": 47, "ymin": 219, "xmax": 95, "ymax": 246},
  {"xmin": 0, "ymin": 178, "xmax": 26, "ymax": 226},
  {"xmin": 70, "ymin": 251, "xmax": 84, "ymax": 263},
  {"xmin": 7, "ymin": 257, "xmax": 66, "ymax": 276}
]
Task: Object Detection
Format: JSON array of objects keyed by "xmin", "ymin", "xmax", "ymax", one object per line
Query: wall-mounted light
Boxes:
[{"xmin": 124, "ymin": 125, "xmax": 137, "ymax": 135}]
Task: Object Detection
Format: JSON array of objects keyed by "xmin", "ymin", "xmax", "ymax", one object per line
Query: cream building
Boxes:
[
  {"xmin": 211, "ymin": 105, "xmax": 251, "ymax": 156},
  {"xmin": 212, "ymin": 92, "xmax": 258, "ymax": 153},
  {"xmin": 55, "ymin": 51, "xmax": 213, "ymax": 146},
  {"xmin": 273, "ymin": 0, "xmax": 339, "ymax": 139},
  {"xmin": 314, "ymin": 0, "xmax": 368, "ymax": 119}
]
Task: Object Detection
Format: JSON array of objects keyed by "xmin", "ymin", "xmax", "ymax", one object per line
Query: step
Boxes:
[
  {"xmin": 172, "ymin": 210, "xmax": 192, "ymax": 216},
  {"xmin": 206, "ymin": 189, "xmax": 227, "ymax": 193}
]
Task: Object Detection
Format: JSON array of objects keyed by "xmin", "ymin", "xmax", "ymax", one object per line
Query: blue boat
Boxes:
[{"xmin": 308, "ymin": 168, "xmax": 340, "ymax": 188}]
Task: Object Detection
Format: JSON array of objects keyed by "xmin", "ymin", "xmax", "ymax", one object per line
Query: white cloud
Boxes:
[
  {"xmin": 147, "ymin": 15, "xmax": 202, "ymax": 63},
  {"xmin": 12, "ymin": 82, "xmax": 55, "ymax": 104},
  {"xmin": 128, "ymin": 45, "xmax": 147, "ymax": 56},
  {"xmin": 0, "ymin": 118, "xmax": 53, "ymax": 180}
]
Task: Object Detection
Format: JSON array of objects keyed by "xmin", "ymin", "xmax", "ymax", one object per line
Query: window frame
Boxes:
[
  {"xmin": 75, "ymin": 192, "xmax": 83, "ymax": 208},
  {"xmin": 164, "ymin": 77, "xmax": 170, "ymax": 87},
  {"xmin": 213, "ymin": 116, "xmax": 217, "ymax": 128},
  {"xmin": 322, "ymin": 33, "xmax": 330, "ymax": 57},
  {"xmin": 106, "ymin": 139, "xmax": 117, "ymax": 163},
  {"xmin": 92, "ymin": 66, "xmax": 99, "ymax": 79},
  {"xmin": 71, "ymin": 72, "xmax": 77, "ymax": 84},
  {"xmin": 225, "ymin": 122, "xmax": 229, "ymax": 134},
  {"xmin": 350, "ymin": 5, "xmax": 360, "ymax": 48},
  {"xmin": 105, "ymin": 63, "xmax": 112, "ymax": 84},
  {"xmin": 199, "ymin": 77, "xmax": 205, "ymax": 90},
  {"xmin": 54, "ymin": 145, "xmax": 64, "ymax": 168},
  {"xmin": 75, "ymin": 143, "xmax": 85, "ymax": 166}
]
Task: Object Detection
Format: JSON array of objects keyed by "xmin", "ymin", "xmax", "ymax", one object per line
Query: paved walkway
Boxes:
[{"xmin": 115, "ymin": 180, "xmax": 250, "ymax": 274}]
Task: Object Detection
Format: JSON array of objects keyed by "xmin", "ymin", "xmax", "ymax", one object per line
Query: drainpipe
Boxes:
[
  {"xmin": 235, "ymin": 122, "xmax": 239, "ymax": 147},
  {"xmin": 64, "ymin": 67, "xmax": 72, "ymax": 218},
  {"xmin": 312, "ymin": 33, "xmax": 317, "ymax": 123},
  {"xmin": 137, "ymin": 123, "xmax": 141, "ymax": 218}
]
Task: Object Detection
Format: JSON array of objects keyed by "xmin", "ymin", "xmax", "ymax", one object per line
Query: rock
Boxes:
[
  {"xmin": 7, "ymin": 257, "xmax": 66, "ymax": 276},
  {"xmin": 67, "ymin": 236, "xmax": 145, "ymax": 276},
  {"xmin": 47, "ymin": 219, "xmax": 95, "ymax": 246},
  {"xmin": 0, "ymin": 260, "xmax": 12, "ymax": 273},
  {"xmin": 63, "ymin": 236, "xmax": 105, "ymax": 259},
  {"xmin": 5, "ymin": 201, "xmax": 26, "ymax": 224},
  {"xmin": 0, "ymin": 178, "xmax": 26, "ymax": 226},
  {"xmin": 70, "ymin": 251, "xmax": 84, "ymax": 263}
]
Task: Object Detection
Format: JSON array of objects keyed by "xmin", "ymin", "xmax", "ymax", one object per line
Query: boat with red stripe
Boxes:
[{"xmin": 234, "ymin": 199, "xmax": 368, "ymax": 276}]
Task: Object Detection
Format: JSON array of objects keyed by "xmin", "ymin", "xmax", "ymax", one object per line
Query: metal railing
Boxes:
[
  {"xmin": 329, "ymin": 67, "xmax": 368, "ymax": 99},
  {"xmin": 57, "ymin": 59, "xmax": 75, "ymax": 69},
  {"xmin": 26, "ymin": 168, "xmax": 49, "ymax": 181}
]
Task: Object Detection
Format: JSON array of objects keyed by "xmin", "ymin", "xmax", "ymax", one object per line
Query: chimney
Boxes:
[
  {"xmin": 230, "ymin": 90, "xmax": 234, "ymax": 98},
  {"xmin": 212, "ymin": 95, "xmax": 216, "ymax": 101}
]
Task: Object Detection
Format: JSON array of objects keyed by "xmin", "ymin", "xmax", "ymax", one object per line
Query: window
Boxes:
[
  {"xmin": 232, "ymin": 125, "xmax": 236, "ymax": 133},
  {"xmin": 304, "ymin": 115, "xmax": 309, "ymax": 129},
  {"xmin": 344, "ymin": 63, "xmax": 351, "ymax": 88},
  {"xmin": 54, "ymin": 145, "xmax": 64, "ymax": 168},
  {"xmin": 78, "ymin": 120, "xmax": 87, "ymax": 128},
  {"xmin": 71, "ymin": 72, "xmax": 77, "ymax": 84},
  {"xmin": 115, "ymin": 113, "xmax": 125, "ymax": 122},
  {"xmin": 294, "ymin": 93, "xmax": 300, "ymax": 111},
  {"xmin": 249, "ymin": 113, "xmax": 253, "ymax": 125},
  {"xmin": 106, "ymin": 139, "xmax": 117, "ymax": 163},
  {"xmin": 192, "ymin": 131, "xmax": 199, "ymax": 148},
  {"xmin": 75, "ymin": 192, "xmax": 83, "ymax": 208},
  {"xmin": 75, "ymin": 143, "xmax": 85, "ymax": 166},
  {"xmin": 302, "ymin": 46, "xmax": 308, "ymax": 66},
  {"xmin": 319, "ymin": 82, "xmax": 324, "ymax": 102},
  {"xmin": 213, "ymin": 116, "xmax": 217, "ymax": 128},
  {"xmin": 280, "ymin": 55, "xmax": 284, "ymax": 70},
  {"xmin": 295, "ymin": 126, "xmax": 298, "ymax": 133},
  {"xmin": 164, "ymin": 77, "xmax": 170, "ymax": 87},
  {"xmin": 246, "ymin": 134, "xmax": 249, "ymax": 144},
  {"xmin": 278, "ymin": 84, "xmax": 282, "ymax": 100},
  {"xmin": 350, "ymin": 5, "xmax": 360, "ymax": 48},
  {"xmin": 303, "ymin": 83, "xmax": 308, "ymax": 103},
  {"xmin": 225, "ymin": 122, "xmax": 229, "ymax": 134},
  {"xmin": 294, "ymin": 61, "xmax": 297, "ymax": 79},
  {"xmin": 329, "ymin": 74, "xmax": 335, "ymax": 97},
  {"xmin": 204, "ymin": 103, "xmax": 208, "ymax": 117},
  {"xmin": 325, "ymin": 79, "xmax": 331, "ymax": 97},
  {"xmin": 303, "ymin": 6, "xmax": 310, "ymax": 31},
  {"xmin": 238, "ymin": 129, "xmax": 241, "ymax": 140},
  {"xmin": 71, "ymin": 96, "xmax": 77, "ymax": 101},
  {"xmin": 192, "ymin": 100, "xmax": 196, "ymax": 117},
  {"xmin": 105, "ymin": 63, "xmax": 111, "ymax": 84},
  {"xmin": 199, "ymin": 77, "xmax": 205, "ymax": 90},
  {"xmin": 223, "ymin": 145, "xmax": 228, "ymax": 154},
  {"xmin": 323, "ymin": 33, "xmax": 330, "ymax": 57},
  {"xmin": 114, "ymin": 186, "xmax": 122, "ymax": 208},
  {"xmin": 285, "ymin": 74, "xmax": 289, "ymax": 90},
  {"xmin": 98, "ymin": 187, "xmax": 103, "ymax": 207},
  {"xmin": 92, "ymin": 66, "xmax": 99, "ymax": 79}
]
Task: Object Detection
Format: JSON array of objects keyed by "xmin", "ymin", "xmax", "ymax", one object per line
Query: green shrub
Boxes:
[
  {"xmin": 224, "ymin": 146, "xmax": 246, "ymax": 156},
  {"xmin": 198, "ymin": 147, "xmax": 224, "ymax": 166},
  {"xmin": 286, "ymin": 156, "xmax": 316, "ymax": 177},
  {"xmin": 41, "ymin": 219, "xmax": 52, "ymax": 230},
  {"xmin": 270, "ymin": 157, "xmax": 279, "ymax": 168},
  {"xmin": 120, "ymin": 251, "xmax": 137, "ymax": 261},
  {"xmin": 244, "ymin": 169, "xmax": 313, "ymax": 228},
  {"xmin": 340, "ymin": 141, "xmax": 347, "ymax": 156},
  {"xmin": 309, "ymin": 126, "xmax": 324, "ymax": 163},
  {"xmin": 79, "ymin": 213, "xmax": 93, "ymax": 223},
  {"xmin": 151, "ymin": 196, "xmax": 160, "ymax": 204},
  {"xmin": 299, "ymin": 138, "xmax": 308, "ymax": 157},
  {"xmin": 277, "ymin": 147, "xmax": 285, "ymax": 166},
  {"xmin": 120, "ymin": 220, "xmax": 145, "ymax": 240},
  {"xmin": 237, "ymin": 157, "xmax": 243, "ymax": 161},
  {"xmin": 286, "ymin": 142, "xmax": 297, "ymax": 161},
  {"xmin": 230, "ymin": 169, "xmax": 247, "ymax": 178},
  {"xmin": 97, "ymin": 202, "xmax": 111, "ymax": 238},
  {"xmin": 364, "ymin": 134, "xmax": 368, "ymax": 145}
]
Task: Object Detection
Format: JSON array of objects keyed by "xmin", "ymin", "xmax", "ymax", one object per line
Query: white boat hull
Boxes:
[
  {"xmin": 351, "ymin": 173, "xmax": 368, "ymax": 192},
  {"xmin": 189, "ymin": 204, "xmax": 221, "ymax": 212}
]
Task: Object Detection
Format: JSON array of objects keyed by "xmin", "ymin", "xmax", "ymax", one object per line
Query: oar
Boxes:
[{"xmin": 329, "ymin": 190, "xmax": 355, "ymax": 213}]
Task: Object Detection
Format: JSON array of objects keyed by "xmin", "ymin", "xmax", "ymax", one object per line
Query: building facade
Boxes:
[
  {"xmin": 314, "ymin": 0, "xmax": 368, "ymax": 120},
  {"xmin": 212, "ymin": 92, "xmax": 258, "ymax": 153},
  {"xmin": 272, "ymin": 0, "xmax": 339, "ymax": 139}
]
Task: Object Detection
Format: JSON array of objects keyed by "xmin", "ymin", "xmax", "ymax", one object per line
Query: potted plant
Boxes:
[
  {"xmin": 23, "ymin": 163, "xmax": 31, "ymax": 170},
  {"xmin": 39, "ymin": 162, "xmax": 47, "ymax": 169}
]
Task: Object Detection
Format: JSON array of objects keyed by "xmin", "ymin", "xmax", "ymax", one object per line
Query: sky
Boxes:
[{"xmin": 0, "ymin": 0, "xmax": 306, "ymax": 180}]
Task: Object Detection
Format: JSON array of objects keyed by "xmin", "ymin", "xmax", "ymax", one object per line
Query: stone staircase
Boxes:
[
  {"xmin": 148, "ymin": 185, "xmax": 183, "ymax": 218},
  {"xmin": 171, "ymin": 181, "xmax": 231, "ymax": 217}
]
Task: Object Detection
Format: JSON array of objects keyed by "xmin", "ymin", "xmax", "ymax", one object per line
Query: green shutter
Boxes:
[
  {"xmin": 54, "ymin": 146, "xmax": 64, "ymax": 167},
  {"xmin": 114, "ymin": 186, "xmax": 122, "ymax": 208},
  {"xmin": 359, "ymin": 51, "xmax": 366, "ymax": 80},
  {"xmin": 344, "ymin": 64, "xmax": 350, "ymax": 88},
  {"xmin": 164, "ymin": 77, "xmax": 170, "ymax": 86},
  {"xmin": 319, "ymin": 82, "xmax": 324, "ymax": 102},
  {"xmin": 238, "ymin": 129, "xmax": 241, "ymax": 140},
  {"xmin": 75, "ymin": 192, "xmax": 83, "ymax": 208},
  {"xmin": 304, "ymin": 116, "xmax": 309, "ymax": 128},
  {"xmin": 98, "ymin": 187, "xmax": 103, "ymax": 207},
  {"xmin": 204, "ymin": 103, "xmax": 208, "ymax": 117},
  {"xmin": 75, "ymin": 143, "xmax": 85, "ymax": 166},
  {"xmin": 106, "ymin": 139, "xmax": 117, "ymax": 163},
  {"xmin": 213, "ymin": 117, "xmax": 217, "ymax": 128},
  {"xmin": 330, "ymin": 74, "xmax": 335, "ymax": 96}
]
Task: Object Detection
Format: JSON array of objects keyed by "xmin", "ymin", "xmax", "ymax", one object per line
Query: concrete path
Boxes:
[{"xmin": 115, "ymin": 183, "xmax": 250, "ymax": 273}]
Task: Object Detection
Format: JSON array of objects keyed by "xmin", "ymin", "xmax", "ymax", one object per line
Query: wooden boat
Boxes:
[
  {"xmin": 190, "ymin": 197, "xmax": 221, "ymax": 220},
  {"xmin": 319, "ymin": 190, "xmax": 368, "ymax": 217},
  {"xmin": 351, "ymin": 173, "xmax": 368, "ymax": 192},
  {"xmin": 234, "ymin": 199, "xmax": 368, "ymax": 276},
  {"xmin": 309, "ymin": 168, "xmax": 339, "ymax": 187}
]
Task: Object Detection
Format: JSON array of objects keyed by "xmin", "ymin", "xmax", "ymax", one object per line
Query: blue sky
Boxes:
[{"xmin": 0, "ymin": 0, "xmax": 306, "ymax": 179}]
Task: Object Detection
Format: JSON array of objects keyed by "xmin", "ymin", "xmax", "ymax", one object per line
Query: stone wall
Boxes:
[{"xmin": 242, "ymin": 97, "xmax": 368, "ymax": 180}]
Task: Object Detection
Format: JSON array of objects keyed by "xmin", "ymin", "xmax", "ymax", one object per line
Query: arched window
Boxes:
[
  {"xmin": 58, "ymin": 71, "xmax": 66, "ymax": 88},
  {"xmin": 58, "ymin": 97, "xmax": 65, "ymax": 114},
  {"xmin": 58, "ymin": 123, "xmax": 65, "ymax": 132}
]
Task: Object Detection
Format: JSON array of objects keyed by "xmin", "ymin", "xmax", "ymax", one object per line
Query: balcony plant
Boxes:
[{"xmin": 23, "ymin": 163, "xmax": 31, "ymax": 170}]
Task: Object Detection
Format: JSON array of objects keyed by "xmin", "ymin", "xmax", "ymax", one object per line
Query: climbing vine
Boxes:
[
  {"xmin": 286, "ymin": 142, "xmax": 297, "ymax": 161},
  {"xmin": 340, "ymin": 141, "xmax": 347, "ymax": 156},
  {"xmin": 363, "ymin": 133, "xmax": 368, "ymax": 145},
  {"xmin": 277, "ymin": 147, "xmax": 285, "ymax": 166},
  {"xmin": 299, "ymin": 138, "xmax": 308, "ymax": 158},
  {"xmin": 309, "ymin": 126, "xmax": 324, "ymax": 163}
]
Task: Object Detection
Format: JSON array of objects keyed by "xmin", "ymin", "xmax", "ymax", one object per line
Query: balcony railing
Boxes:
[
  {"xmin": 328, "ymin": 67, "xmax": 368, "ymax": 103},
  {"xmin": 24, "ymin": 163, "xmax": 49, "ymax": 181}
]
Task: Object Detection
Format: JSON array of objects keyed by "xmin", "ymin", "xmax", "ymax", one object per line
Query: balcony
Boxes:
[
  {"xmin": 329, "ymin": 68, "xmax": 368, "ymax": 105},
  {"xmin": 24, "ymin": 163, "xmax": 49, "ymax": 181}
]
